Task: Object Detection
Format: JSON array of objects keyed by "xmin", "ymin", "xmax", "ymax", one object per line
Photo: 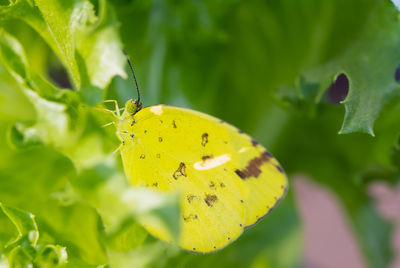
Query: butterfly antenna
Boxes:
[{"xmin": 122, "ymin": 49, "xmax": 141, "ymax": 103}]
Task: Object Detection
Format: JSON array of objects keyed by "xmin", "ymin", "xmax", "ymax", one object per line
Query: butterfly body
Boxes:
[{"xmin": 117, "ymin": 101, "xmax": 287, "ymax": 252}]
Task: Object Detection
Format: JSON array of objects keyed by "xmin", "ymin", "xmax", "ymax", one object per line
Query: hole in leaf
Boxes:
[
  {"xmin": 325, "ymin": 73, "xmax": 349, "ymax": 104},
  {"xmin": 394, "ymin": 64, "xmax": 400, "ymax": 82},
  {"xmin": 47, "ymin": 53, "xmax": 72, "ymax": 89}
]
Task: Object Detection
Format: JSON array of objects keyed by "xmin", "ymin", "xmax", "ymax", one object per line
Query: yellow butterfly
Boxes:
[{"xmin": 113, "ymin": 56, "xmax": 288, "ymax": 253}]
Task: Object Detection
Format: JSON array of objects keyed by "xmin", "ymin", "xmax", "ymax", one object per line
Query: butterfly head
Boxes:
[{"xmin": 125, "ymin": 99, "xmax": 142, "ymax": 115}]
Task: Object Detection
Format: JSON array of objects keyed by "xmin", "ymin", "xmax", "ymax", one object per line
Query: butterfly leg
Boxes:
[
  {"xmin": 102, "ymin": 121, "xmax": 115, "ymax": 128},
  {"xmin": 103, "ymin": 100, "xmax": 121, "ymax": 117}
]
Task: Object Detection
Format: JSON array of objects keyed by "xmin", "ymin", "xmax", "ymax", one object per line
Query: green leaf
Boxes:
[
  {"xmin": 69, "ymin": 167, "xmax": 181, "ymax": 243},
  {"xmin": 301, "ymin": 0, "xmax": 400, "ymax": 135},
  {"xmin": 34, "ymin": 245, "xmax": 68, "ymax": 268},
  {"xmin": 0, "ymin": 0, "xmax": 125, "ymax": 92},
  {"xmin": 75, "ymin": 0, "xmax": 126, "ymax": 89},
  {"xmin": 0, "ymin": 203, "xmax": 38, "ymax": 250},
  {"xmin": 0, "ymin": 203, "xmax": 69, "ymax": 267},
  {"xmin": 0, "ymin": 28, "xmax": 28, "ymax": 81}
]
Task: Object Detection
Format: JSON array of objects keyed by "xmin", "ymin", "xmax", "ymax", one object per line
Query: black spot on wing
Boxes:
[
  {"xmin": 202, "ymin": 155, "xmax": 213, "ymax": 161},
  {"xmin": 159, "ymin": 137, "xmax": 163, "ymax": 142},
  {"xmin": 204, "ymin": 194, "xmax": 218, "ymax": 207},
  {"xmin": 275, "ymin": 164, "xmax": 285, "ymax": 173},
  {"xmin": 209, "ymin": 181, "xmax": 216, "ymax": 189},
  {"xmin": 235, "ymin": 151, "xmax": 271, "ymax": 180},
  {"xmin": 264, "ymin": 151, "xmax": 273, "ymax": 157},
  {"xmin": 173, "ymin": 162, "xmax": 187, "ymax": 180},
  {"xmin": 183, "ymin": 214, "xmax": 198, "ymax": 222},
  {"xmin": 187, "ymin": 194, "xmax": 197, "ymax": 203},
  {"xmin": 235, "ymin": 152, "xmax": 271, "ymax": 180},
  {"xmin": 251, "ymin": 139, "xmax": 259, "ymax": 147},
  {"xmin": 140, "ymin": 154, "xmax": 145, "ymax": 159},
  {"xmin": 201, "ymin": 133, "xmax": 209, "ymax": 147}
]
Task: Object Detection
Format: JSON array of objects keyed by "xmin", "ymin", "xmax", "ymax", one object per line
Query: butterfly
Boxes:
[
  {"xmin": 112, "ymin": 53, "xmax": 287, "ymax": 252},
  {"xmin": 114, "ymin": 98, "xmax": 288, "ymax": 253}
]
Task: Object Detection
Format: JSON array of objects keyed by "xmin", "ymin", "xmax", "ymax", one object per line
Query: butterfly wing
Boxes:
[{"xmin": 117, "ymin": 105, "xmax": 287, "ymax": 252}]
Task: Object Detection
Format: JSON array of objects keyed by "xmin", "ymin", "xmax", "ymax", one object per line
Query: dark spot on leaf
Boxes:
[
  {"xmin": 395, "ymin": 64, "xmax": 400, "ymax": 82},
  {"xmin": 204, "ymin": 194, "xmax": 218, "ymax": 207},
  {"xmin": 173, "ymin": 162, "xmax": 187, "ymax": 180},
  {"xmin": 201, "ymin": 133, "xmax": 209, "ymax": 147},
  {"xmin": 144, "ymin": 130, "xmax": 147, "ymax": 134},
  {"xmin": 325, "ymin": 73, "xmax": 349, "ymax": 104},
  {"xmin": 140, "ymin": 154, "xmax": 145, "ymax": 159},
  {"xmin": 235, "ymin": 151, "xmax": 271, "ymax": 180},
  {"xmin": 172, "ymin": 120, "xmax": 177, "ymax": 128},
  {"xmin": 159, "ymin": 137, "xmax": 163, "ymax": 142}
]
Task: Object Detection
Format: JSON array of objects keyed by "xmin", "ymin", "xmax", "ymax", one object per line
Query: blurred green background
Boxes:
[{"xmin": 0, "ymin": 0, "xmax": 399, "ymax": 267}]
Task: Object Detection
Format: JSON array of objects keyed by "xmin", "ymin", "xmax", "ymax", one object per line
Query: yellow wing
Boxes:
[{"xmin": 117, "ymin": 104, "xmax": 287, "ymax": 252}]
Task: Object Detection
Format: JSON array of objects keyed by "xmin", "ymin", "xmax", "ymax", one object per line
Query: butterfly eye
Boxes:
[{"xmin": 125, "ymin": 99, "xmax": 142, "ymax": 115}]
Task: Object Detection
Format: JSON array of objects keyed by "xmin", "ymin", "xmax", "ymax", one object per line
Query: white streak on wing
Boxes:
[
  {"xmin": 238, "ymin": 147, "xmax": 249, "ymax": 153},
  {"xmin": 193, "ymin": 154, "xmax": 231, "ymax": 170},
  {"xmin": 150, "ymin": 105, "xmax": 163, "ymax": 115}
]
